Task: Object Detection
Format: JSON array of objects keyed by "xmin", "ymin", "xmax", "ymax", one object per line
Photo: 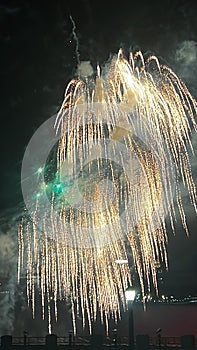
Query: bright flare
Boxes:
[{"xmin": 18, "ymin": 50, "xmax": 197, "ymax": 334}]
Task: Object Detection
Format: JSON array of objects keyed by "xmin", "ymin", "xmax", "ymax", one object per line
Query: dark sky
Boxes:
[
  {"xmin": 1, "ymin": 0, "xmax": 197, "ymax": 208},
  {"xmin": 0, "ymin": 0, "xmax": 197, "ymax": 336}
]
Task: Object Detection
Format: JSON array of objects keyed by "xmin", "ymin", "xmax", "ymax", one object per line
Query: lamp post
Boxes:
[{"xmin": 125, "ymin": 286, "xmax": 136, "ymax": 350}]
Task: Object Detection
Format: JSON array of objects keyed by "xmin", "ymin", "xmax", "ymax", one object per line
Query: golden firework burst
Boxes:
[{"xmin": 18, "ymin": 49, "xmax": 197, "ymax": 334}]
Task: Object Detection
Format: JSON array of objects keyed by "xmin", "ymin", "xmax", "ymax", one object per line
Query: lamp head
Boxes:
[{"xmin": 125, "ymin": 286, "xmax": 136, "ymax": 301}]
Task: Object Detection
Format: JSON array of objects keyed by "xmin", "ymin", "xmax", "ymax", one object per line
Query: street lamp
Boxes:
[{"xmin": 125, "ymin": 286, "xmax": 136, "ymax": 350}]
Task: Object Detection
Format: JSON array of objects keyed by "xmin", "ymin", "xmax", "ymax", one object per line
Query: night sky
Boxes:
[{"xmin": 0, "ymin": 0, "xmax": 197, "ymax": 337}]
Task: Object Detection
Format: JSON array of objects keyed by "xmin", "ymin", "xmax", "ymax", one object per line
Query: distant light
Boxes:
[
  {"xmin": 115, "ymin": 259, "xmax": 128, "ymax": 264},
  {"xmin": 54, "ymin": 183, "xmax": 62, "ymax": 192},
  {"xmin": 37, "ymin": 167, "xmax": 43, "ymax": 174},
  {"xmin": 147, "ymin": 294, "xmax": 152, "ymax": 301},
  {"xmin": 125, "ymin": 287, "xmax": 136, "ymax": 301}
]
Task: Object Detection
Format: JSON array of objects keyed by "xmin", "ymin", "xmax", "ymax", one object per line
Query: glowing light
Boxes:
[
  {"xmin": 125, "ymin": 287, "xmax": 136, "ymax": 301},
  {"xmin": 54, "ymin": 183, "xmax": 62, "ymax": 192},
  {"xmin": 37, "ymin": 167, "xmax": 43, "ymax": 174},
  {"xmin": 115, "ymin": 259, "xmax": 128, "ymax": 264},
  {"xmin": 18, "ymin": 49, "xmax": 197, "ymax": 335}
]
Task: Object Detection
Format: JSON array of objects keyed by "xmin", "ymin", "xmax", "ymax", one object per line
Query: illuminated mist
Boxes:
[{"xmin": 18, "ymin": 50, "xmax": 197, "ymax": 334}]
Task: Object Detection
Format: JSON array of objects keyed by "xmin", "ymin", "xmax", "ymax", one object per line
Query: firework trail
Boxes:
[{"xmin": 19, "ymin": 49, "xmax": 197, "ymax": 334}]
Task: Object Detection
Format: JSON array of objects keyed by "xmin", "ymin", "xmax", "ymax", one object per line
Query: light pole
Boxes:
[{"xmin": 125, "ymin": 286, "xmax": 136, "ymax": 350}]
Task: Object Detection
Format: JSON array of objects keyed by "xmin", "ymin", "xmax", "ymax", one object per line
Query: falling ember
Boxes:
[{"xmin": 19, "ymin": 49, "xmax": 197, "ymax": 334}]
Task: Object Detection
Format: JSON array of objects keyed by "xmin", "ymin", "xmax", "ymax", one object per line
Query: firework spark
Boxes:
[{"xmin": 19, "ymin": 49, "xmax": 197, "ymax": 334}]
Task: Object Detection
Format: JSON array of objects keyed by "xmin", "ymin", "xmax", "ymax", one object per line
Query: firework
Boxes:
[{"xmin": 19, "ymin": 49, "xmax": 197, "ymax": 334}]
